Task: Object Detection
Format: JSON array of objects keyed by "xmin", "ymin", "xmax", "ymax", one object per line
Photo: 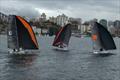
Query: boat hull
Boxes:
[
  {"xmin": 8, "ymin": 49, "xmax": 40, "ymax": 54},
  {"xmin": 92, "ymin": 50, "xmax": 115, "ymax": 56},
  {"xmin": 93, "ymin": 50, "xmax": 110, "ymax": 54},
  {"xmin": 53, "ymin": 46, "xmax": 69, "ymax": 51}
]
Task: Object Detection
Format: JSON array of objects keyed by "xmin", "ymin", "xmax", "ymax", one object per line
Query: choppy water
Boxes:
[{"xmin": 0, "ymin": 35, "xmax": 120, "ymax": 80}]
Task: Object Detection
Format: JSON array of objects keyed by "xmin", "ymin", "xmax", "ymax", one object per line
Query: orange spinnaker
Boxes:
[
  {"xmin": 16, "ymin": 16, "xmax": 38, "ymax": 48},
  {"xmin": 92, "ymin": 34, "xmax": 97, "ymax": 41}
]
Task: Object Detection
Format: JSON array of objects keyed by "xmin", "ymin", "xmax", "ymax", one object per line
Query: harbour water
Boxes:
[{"xmin": 0, "ymin": 35, "xmax": 120, "ymax": 80}]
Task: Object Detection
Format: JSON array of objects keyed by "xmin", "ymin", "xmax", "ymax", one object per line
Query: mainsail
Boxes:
[
  {"xmin": 91, "ymin": 22, "xmax": 116, "ymax": 52},
  {"xmin": 52, "ymin": 24, "xmax": 71, "ymax": 48},
  {"xmin": 7, "ymin": 15, "xmax": 39, "ymax": 51}
]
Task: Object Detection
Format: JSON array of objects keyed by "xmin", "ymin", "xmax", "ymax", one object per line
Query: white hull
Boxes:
[
  {"xmin": 93, "ymin": 50, "xmax": 110, "ymax": 54},
  {"xmin": 8, "ymin": 49, "xmax": 40, "ymax": 54},
  {"xmin": 8, "ymin": 50, "xmax": 25, "ymax": 54},
  {"xmin": 53, "ymin": 46, "xmax": 68, "ymax": 51}
]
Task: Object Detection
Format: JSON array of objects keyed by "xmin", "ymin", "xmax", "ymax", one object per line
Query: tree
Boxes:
[{"xmin": 48, "ymin": 26, "xmax": 59, "ymax": 36}]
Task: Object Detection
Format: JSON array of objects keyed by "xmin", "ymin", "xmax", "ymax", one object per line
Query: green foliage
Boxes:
[
  {"xmin": 48, "ymin": 26, "xmax": 59, "ymax": 36},
  {"xmin": 0, "ymin": 20, "xmax": 8, "ymax": 34}
]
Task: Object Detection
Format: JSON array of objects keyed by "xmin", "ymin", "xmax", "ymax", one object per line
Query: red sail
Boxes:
[
  {"xmin": 53, "ymin": 27, "xmax": 64, "ymax": 47},
  {"xmin": 55, "ymin": 27, "xmax": 62, "ymax": 36}
]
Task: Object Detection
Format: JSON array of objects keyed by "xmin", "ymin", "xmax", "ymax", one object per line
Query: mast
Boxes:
[
  {"xmin": 15, "ymin": 16, "xmax": 19, "ymax": 51},
  {"xmin": 91, "ymin": 22, "xmax": 102, "ymax": 52}
]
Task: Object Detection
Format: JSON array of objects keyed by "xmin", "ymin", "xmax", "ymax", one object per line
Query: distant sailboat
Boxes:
[
  {"xmin": 7, "ymin": 15, "xmax": 39, "ymax": 54},
  {"xmin": 52, "ymin": 23, "xmax": 72, "ymax": 51},
  {"xmin": 91, "ymin": 22, "xmax": 116, "ymax": 54}
]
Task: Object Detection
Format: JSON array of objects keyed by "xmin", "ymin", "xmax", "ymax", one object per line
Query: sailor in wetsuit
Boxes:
[
  {"xmin": 59, "ymin": 42, "xmax": 67, "ymax": 48},
  {"xmin": 59, "ymin": 42, "xmax": 64, "ymax": 48},
  {"xmin": 13, "ymin": 49, "xmax": 15, "ymax": 52},
  {"xmin": 100, "ymin": 48, "xmax": 103, "ymax": 51}
]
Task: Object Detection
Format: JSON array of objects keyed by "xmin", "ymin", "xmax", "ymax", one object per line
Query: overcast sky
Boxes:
[{"xmin": 0, "ymin": 0, "xmax": 120, "ymax": 21}]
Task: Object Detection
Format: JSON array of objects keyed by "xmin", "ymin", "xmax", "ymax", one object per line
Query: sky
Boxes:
[{"xmin": 0, "ymin": 0, "xmax": 120, "ymax": 21}]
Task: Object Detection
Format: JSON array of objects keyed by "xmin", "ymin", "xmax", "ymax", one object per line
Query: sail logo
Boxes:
[
  {"xmin": 92, "ymin": 34, "xmax": 97, "ymax": 41},
  {"xmin": 8, "ymin": 31, "xmax": 12, "ymax": 35}
]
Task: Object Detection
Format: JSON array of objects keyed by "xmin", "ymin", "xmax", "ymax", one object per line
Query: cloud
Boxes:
[
  {"xmin": 0, "ymin": 0, "xmax": 119, "ymax": 21},
  {"xmin": 0, "ymin": 0, "xmax": 40, "ymax": 18}
]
